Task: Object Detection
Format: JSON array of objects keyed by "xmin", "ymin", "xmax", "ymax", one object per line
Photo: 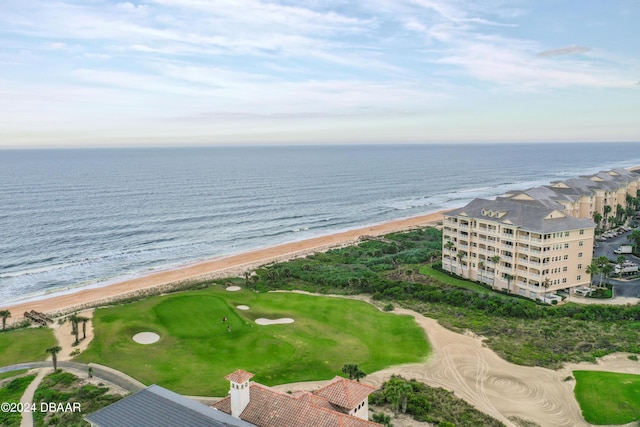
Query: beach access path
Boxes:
[{"xmin": 2, "ymin": 210, "xmax": 448, "ymax": 319}]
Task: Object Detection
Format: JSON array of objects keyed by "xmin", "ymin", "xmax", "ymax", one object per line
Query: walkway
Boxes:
[{"xmin": 19, "ymin": 368, "xmax": 49, "ymax": 427}]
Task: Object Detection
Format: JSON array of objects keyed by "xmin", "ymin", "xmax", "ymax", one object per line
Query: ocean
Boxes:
[{"xmin": 1, "ymin": 142, "xmax": 639, "ymax": 305}]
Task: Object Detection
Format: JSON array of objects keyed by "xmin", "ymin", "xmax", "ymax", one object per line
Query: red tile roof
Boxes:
[
  {"xmin": 225, "ymin": 370, "xmax": 255, "ymax": 384},
  {"xmin": 314, "ymin": 377, "xmax": 377, "ymax": 410},
  {"xmin": 214, "ymin": 383, "xmax": 381, "ymax": 427}
]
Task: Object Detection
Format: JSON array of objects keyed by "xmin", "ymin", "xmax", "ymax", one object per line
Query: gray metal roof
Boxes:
[
  {"xmin": 448, "ymin": 197, "xmax": 595, "ymax": 233},
  {"xmin": 85, "ymin": 385, "xmax": 257, "ymax": 427}
]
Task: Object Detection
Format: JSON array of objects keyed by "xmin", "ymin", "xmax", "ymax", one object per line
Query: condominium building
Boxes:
[
  {"xmin": 442, "ymin": 197, "xmax": 594, "ymax": 300},
  {"xmin": 442, "ymin": 168, "xmax": 640, "ymax": 300}
]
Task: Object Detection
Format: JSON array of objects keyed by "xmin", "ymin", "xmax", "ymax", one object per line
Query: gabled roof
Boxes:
[
  {"xmin": 214, "ymin": 382, "xmax": 381, "ymax": 427},
  {"xmin": 314, "ymin": 377, "xmax": 377, "ymax": 410},
  {"xmin": 85, "ymin": 385, "xmax": 257, "ymax": 427},
  {"xmin": 446, "ymin": 197, "xmax": 594, "ymax": 233}
]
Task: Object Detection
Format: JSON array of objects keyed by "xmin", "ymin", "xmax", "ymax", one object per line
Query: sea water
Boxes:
[{"xmin": 1, "ymin": 142, "xmax": 639, "ymax": 304}]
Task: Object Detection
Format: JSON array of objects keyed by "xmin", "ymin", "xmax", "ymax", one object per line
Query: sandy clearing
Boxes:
[
  {"xmin": 237, "ymin": 305, "xmax": 250, "ymax": 310},
  {"xmin": 255, "ymin": 318, "xmax": 295, "ymax": 325},
  {"xmin": 270, "ymin": 297, "xmax": 640, "ymax": 427},
  {"xmin": 52, "ymin": 309, "xmax": 95, "ymax": 361},
  {"xmin": 132, "ymin": 332, "xmax": 160, "ymax": 344},
  {"xmin": 226, "ymin": 286, "xmax": 242, "ymax": 291}
]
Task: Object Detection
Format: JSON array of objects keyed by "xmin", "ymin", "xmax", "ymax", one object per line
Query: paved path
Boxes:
[
  {"xmin": 0, "ymin": 361, "xmax": 145, "ymax": 393},
  {"xmin": 19, "ymin": 368, "xmax": 49, "ymax": 427}
]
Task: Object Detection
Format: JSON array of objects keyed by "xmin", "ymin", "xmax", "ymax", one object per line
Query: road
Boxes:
[{"xmin": 592, "ymin": 229, "xmax": 640, "ymax": 298}]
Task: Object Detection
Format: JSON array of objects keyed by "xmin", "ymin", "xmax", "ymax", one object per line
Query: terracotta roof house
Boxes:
[{"xmin": 213, "ymin": 370, "xmax": 382, "ymax": 427}]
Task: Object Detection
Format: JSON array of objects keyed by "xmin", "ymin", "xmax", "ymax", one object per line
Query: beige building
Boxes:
[{"xmin": 442, "ymin": 168, "xmax": 640, "ymax": 300}]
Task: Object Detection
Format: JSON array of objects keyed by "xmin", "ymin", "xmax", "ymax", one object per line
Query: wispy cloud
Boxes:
[{"xmin": 538, "ymin": 45, "xmax": 591, "ymax": 57}]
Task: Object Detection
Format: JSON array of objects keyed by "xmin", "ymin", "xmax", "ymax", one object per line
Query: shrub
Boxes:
[{"xmin": 383, "ymin": 303, "xmax": 394, "ymax": 312}]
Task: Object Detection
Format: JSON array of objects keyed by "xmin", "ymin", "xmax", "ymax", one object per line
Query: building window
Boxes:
[
  {"xmin": 578, "ymin": 252, "xmax": 583, "ymax": 258},
  {"xmin": 577, "ymin": 275, "xmax": 582, "ymax": 280},
  {"xmin": 580, "ymin": 229, "xmax": 585, "ymax": 235},
  {"xmin": 563, "ymin": 266, "xmax": 568, "ymax": 272},
  {"xmin": 564, "ymin": 243, "xmax": 569, "ymax": 249},
  {"xmin": 579, "ymin": 241, "xmax": 583, "ymax": 247},
  {"xmin": 564, "ymin": 255, "xmax": 569, "ymax": 260},
  {"xmin": 578, "ymin": 264, "xmax": 582, "ymax": 269},
  {"xmin": 565, "ymin": 231, "xmax": 570, "ymax": 236},
  {"xmin": 562, "ymin": 278, "xmax": 567, "ymax": 283}
]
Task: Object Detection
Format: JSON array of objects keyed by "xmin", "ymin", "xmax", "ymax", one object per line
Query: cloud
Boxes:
[{"xmin": 537, "ymin": 45, "xmax": 591, "ymax": 57}]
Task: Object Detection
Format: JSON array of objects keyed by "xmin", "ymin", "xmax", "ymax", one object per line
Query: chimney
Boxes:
[{"xmin": 225, "ymin": 370, "xmax": 254, "ymax": 418}]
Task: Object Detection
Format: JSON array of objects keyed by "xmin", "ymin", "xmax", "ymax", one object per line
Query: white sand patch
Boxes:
[
  {"xmin": 237, "ymin": 305, "xmax": 250, "ymax": 310},
  {"xmin": 255, "ymin": 318, "xmax": 294, "ymax": 325},
  {"xmin": 226, "ymin": 286, "xmax": 241, "ymax": 291},
  {"xmin": 133, "ymin": 332, "xmax": 160, "ymax": 344}
]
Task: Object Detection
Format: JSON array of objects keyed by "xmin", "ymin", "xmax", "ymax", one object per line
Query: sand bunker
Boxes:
[
  {"xmin": 237, "ymin": 305, "xmax": 250, "ymax": 310},
  {"xmin": 133, "ymin": 332, "xmax": 160, "ymax": 344},
  {"xmin": 226, "ymin": 286, "xmax": 241, "ymax": 291},
  {"xmin": 255, "ymin": 318, "xmax": 294, "ymax": 325}
]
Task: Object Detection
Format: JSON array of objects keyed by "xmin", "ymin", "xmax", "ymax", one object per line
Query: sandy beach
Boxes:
[{"xmin": 3, "ymin": 210, "xmax": 448, "ymax": 319}]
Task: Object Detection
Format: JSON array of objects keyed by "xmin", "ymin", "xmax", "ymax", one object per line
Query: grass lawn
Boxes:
[
  {"xmin": 0, "ymin": 374, "xmax": 36, "ymax": 427},
  {"xmin": 418, "ymin": 264, "xmax": 494, "ymax": 294},
  {"xmin": 573, "ymin": 370, "xmax": 640, "ymax": 425},
  {"xmin": 76, "ymin": 287, "xmax": 430, "ymax": 396},
  {"xmin": 0, "ymin": 328, "xmax": 57, "ymax": 367},
  {"xmin": 75, "ymin": 286, "xmax": 430, "ymax": 396},
  {"xmin": 0, "ymin": 369, "xmax": 29, "ymax": 381}
]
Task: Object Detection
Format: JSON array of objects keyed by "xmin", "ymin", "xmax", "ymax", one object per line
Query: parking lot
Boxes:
[{"xmin": 592, "ymin": 228, "xmax": 640, "ymax": 298}]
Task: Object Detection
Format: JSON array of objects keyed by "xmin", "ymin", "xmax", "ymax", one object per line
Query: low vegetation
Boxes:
[
  {"xmin": 76, "ymin": 288, "xmax": 429, "ymax": 395},
  {"xmin": 33, "ymin": 370, "xmax": 122, "ymax": 427},
  {"xmin": 573, "ymin": 370, "xmax": 640, "ymax": 425},
  {"xmin": 253, "ymin": 228, "xmax": 640, "ymax": 368},
  {"xmin": 0, "ymin": 374, "xmax": 36, "ymax": 427},
  {"xmin": 369, "ymin": 376, "xmax": 505, "ymax": 427},
  {"xmin": 0, "ymin": 327, "xmax": 57, "ymax": 367}
]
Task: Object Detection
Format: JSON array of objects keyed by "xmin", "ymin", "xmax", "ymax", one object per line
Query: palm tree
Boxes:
[
  {"xmin": 244, "ymin": 271, "xmax": 250, "ymax": 287},
  {"xmin": 617, "ymin": 255, "xmax": 627, "ymax": 266},
  {"xmin": 444, "ymin": 240, "xmax": 455, "ymax": 251},
  {"xmin": 543, "ymin": 277, "xmax": 551, "ymax": 300},
  {"xmin": 478, "ymin": 261, "xmax": 485, "ymax": 284},
  {"xmin": 490, "ymin": 255, "xmax": 500, "ymax": 289},
  {"xmin": 604, "ymin": 205, "xmax": 612, "ymax": 228},
  {"xmin": 585, "ymin": 262, "xmax": 600, "ymax": 291},
  {"xmin": 616, "ymin": 204, "xmax": 624, "ymax": 222},
  {"xmin": 601, "ymin": 264, "xmax": 614, "ymax": 286},
  {"xmin": 592, "ymin": 212, "xmax": 603, "ymax": 229},
  {"xmin": 505, "ymin": 273, "xmax": 514, "ymax": 293},
  {"xmin": 456, "ymin": 251, "xmax": 466, "ymax": 277},
  {"xmin": 596, "ymin": 256, "xmax": 609, "ymax": 287},
  {"xmin": 46, "ymin": 346, "xmax": 62, "ymax": 371},
  {"xmin": 341, "ymin": 364, "xmax": 366, "ymax": 382},
  {"xmin": 68, "ymin": 313, "xmax": 80, "ymax": 345},
  {"xmin": 0, "ymin": 310, "xmax": 11, "ymax": 331},
  {"xmin": 76, "ymin": 316, "xmax": 90, "ymax": 340}
]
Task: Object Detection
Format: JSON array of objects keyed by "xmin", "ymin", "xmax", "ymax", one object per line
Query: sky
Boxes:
[{"xmin": 0, "ymin": 0, "xmax": 638, "ymax": 148}]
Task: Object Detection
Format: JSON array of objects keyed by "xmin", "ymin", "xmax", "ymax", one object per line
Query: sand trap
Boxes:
[
  {"xmin": 133, "ymin": 332, "xmax": 160, "ymax": 344},
  {"xmin": 226, "ymin": 286, "xmax": 241, "ymax": 291},
  {"xmin": 237, "ymin": 305, "xmax": 250, "ymax": 310},
  {"xmin": 255, "ymin": 318, "xmax": 294, "ymax": 325}
]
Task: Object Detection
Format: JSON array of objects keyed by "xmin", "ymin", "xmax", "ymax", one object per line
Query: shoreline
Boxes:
[{"xmin": 3, "ymin": 209, "xmax": 450, "ymax": 320}]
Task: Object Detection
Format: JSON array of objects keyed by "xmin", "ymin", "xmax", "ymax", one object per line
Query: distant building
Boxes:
[
  {"xmin": 85, "ymin": 384, "xmax": 257, "ymax": 427},
  {"xmin": 213, "ymin": 370, "xmax": 382, "ymax": 427},
  {"xmin": 442, "ymin": 168, "xmax": 640, "ymax": 300}
]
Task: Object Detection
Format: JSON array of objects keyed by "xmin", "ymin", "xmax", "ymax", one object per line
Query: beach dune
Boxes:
[{"xmin": 3, "ymin": 210, "xmax": 447, "ymax": 320}]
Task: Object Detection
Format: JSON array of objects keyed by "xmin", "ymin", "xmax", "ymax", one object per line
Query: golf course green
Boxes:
[
  {"xmin": 573, "ymin": 370, "xmax": 640, "ymax": 425},
  {"xmin": 75, "ymin": 286, "xmax": 429, "ymax": 395}
]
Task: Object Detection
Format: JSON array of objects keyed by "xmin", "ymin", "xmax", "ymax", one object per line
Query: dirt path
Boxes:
[
  {"xmin": 51, "ymin": 309, "xmax": 95, "ymax": 361},
  {"xmin": 19, "ymin": 368, "xmax": 50, "ymax": 427},
  {"xmin": 271, "ymin": 298, "xmax": 640, "ymax": 427}
]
